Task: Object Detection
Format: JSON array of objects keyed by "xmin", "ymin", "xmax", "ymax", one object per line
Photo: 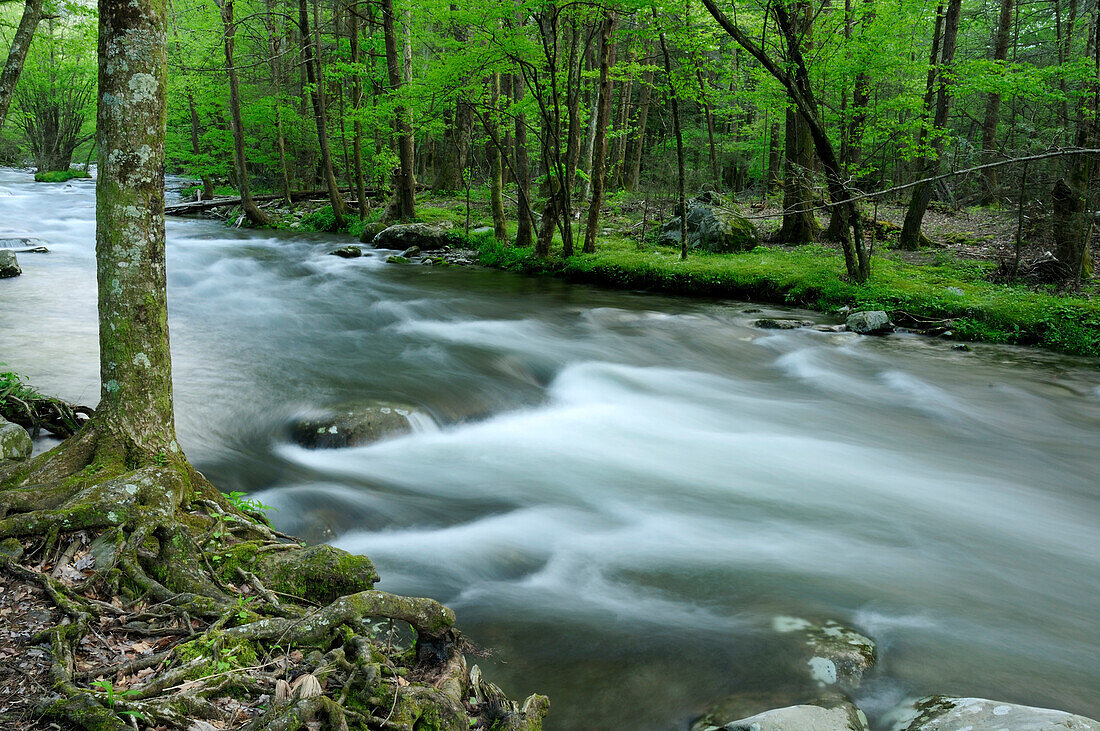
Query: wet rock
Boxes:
[
  {"xmin": 657, "ymin": 193, "xmax": 759, "ymax": 253},
  {"xmin": 329, "ymin": 245, "xmax": 362, "ymax": 258},
  {"xmin": 814, "ymin": 324, "xmax": 848, "ymax": 333},
  {"xmin": 358, "ymin": 221, "xmax": 388, "ymax": 244},
  {"xmin": 845, "ymin": 310, "xmax": 892, "ymax": 335},
  {"xmin": 890, "ymin": 696, "xmax": 1100, "ymax": 731},
  {"xmin": 753, "ymin": 318, "xmax": 814, "ymax": 330},
  {"xmin": 772, "ymin": 616, "xmax": 876, "ymax": 690},
  {"xmin": 951, "ymin": 344, "xmax": 970, "ymax": 352},
  {"xmin": 290, "ymin": 404, "xmax": 428, "ymax": 449},
  {"xmin": 387, "ymin": 255, "xmax": 409, "ymax": 264},
  {"xmin": 697, "ymin": 697, "xmax": 869, "ymax": 731},
  {"xmin": 400, "ymin": 245, "xmax": 421, "ymax": 258},
  {"xmin": 372, "ymin": 222, "xmax": 461, "ymax": 251},
  {"xmin": 0, "ymin": 250, "xmax": 21, "ymax": 278},
  {"xmin": 0, "ymin": 237, "xmax": 48, "ymax": 253},
  {"xmin": 0, "ymin": 417, "xmax": 32, "ymax": 461}
]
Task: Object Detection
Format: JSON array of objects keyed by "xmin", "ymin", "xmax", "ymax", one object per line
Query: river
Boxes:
[{"xmin": 1, "ymin": 167, "xmax": 1099, "ymax": 729}]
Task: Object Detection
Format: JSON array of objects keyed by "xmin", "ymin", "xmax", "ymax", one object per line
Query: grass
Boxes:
[
  {"xmin": 34, "ymin": 169, "xmax": 90, "ymax": 183},
  {"xmin": 473, "ymin": 236, "xmax": 1100, "ymax": 358}
]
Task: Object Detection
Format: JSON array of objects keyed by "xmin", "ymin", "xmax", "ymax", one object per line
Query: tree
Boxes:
[
  {"xmin": 583, "ymin": 10, "xmax": 616, "ymax": 254},
  {"xmin": 0, "ymin": 0, "xmax": 44, "ymax": 130}
]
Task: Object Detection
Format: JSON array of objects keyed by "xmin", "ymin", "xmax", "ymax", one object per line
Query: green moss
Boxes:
[
  {"xmin": 471, "ymin": 237, "xmax": 1100, "ymax": 357},
  {"xmin": 253, "ymin": 544, "xmax": 379, "ymax": 604},
  {"xmin": 175, "ymin": 631, "xmax": 259, "ymax": 679},
  {"xmin": 34, "ymin": 169, "xmax": 91, "ymax": 183}
]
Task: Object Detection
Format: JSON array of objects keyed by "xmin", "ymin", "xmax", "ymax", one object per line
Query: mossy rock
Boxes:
[
  {"xmin": 0, "ymin": 417, "xmax": 32, "ymax": 461},
  {"xmin": 359, "ymin": 221, "xmax": 388, "ymax": 244},
  {"xmin": 253, "ymin": 544, "xmax": 379, "ymax": 604}
]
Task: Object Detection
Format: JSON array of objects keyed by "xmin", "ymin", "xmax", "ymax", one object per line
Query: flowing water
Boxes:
[{"xmin": 2, "ymin": 167, "xmax": 1099, "ymax": 729}]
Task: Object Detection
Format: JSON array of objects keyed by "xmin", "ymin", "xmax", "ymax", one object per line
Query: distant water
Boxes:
[{"xmin": 2, "ymin": 167, "xmax": 1099, "ymax": 729}]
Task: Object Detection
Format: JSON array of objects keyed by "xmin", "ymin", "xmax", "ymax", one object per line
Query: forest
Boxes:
[{"xmin": 1, "ymin": 0, "xmax": 1098, "ymax": 291}]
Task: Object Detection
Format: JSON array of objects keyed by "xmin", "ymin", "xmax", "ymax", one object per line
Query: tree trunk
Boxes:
[
  {"xmin": 96, "ymin": 0, "xmax": 181, "ymax": 460},
  {"xmin": 624, "ymin": 65, "xmax": 653, "ymax": 192},
  {"xmin": 349, "ymin": 4, "xmax": 366, "ymax": 217},
  {"xmin": 218, "ymin": 0, "xmax": 271, "ymax": 226},
  {"xmin": 900, "ymin": 0, "xmax": 962, "ymax": 249},
  {"xmin": 657, "ymin": 14, "xmax": 687, "ymax": 260},
  {"xmin": 697, "ymin": 68, "xmax": 720, "ymax": 187},
  {"xmin": 583, "ymin": 11, "xmax": 616, "ymax": 254},
  {"xmin": 0, "ymin": 0, "xmax": 44, "ymax": 130},
  {"xmin": 381, "ymin": 0, "xmax": 415, "ymax": 220},
  {"xmin": 978, "ymin": 0, "xmax": 1015, "ymax": 206},
  {"xmin": 299, "ymin": 0, "xmax": 347, "ymax": 226},
  {"xmin": 487, "ymin": 71, "xmax": 507, "ymax": 240},
  {"xmin": 512, "ymin": 72, "xmax": 533, "ymax": 248},
  {"xmin": 776, "ymin": 0, "xmax": 819, "ymax": 244}
]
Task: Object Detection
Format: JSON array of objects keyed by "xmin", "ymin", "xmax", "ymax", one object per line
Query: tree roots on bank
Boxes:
[{"xmin": 0, "ymin": 423, "xmax": 548, "ymax": 731}]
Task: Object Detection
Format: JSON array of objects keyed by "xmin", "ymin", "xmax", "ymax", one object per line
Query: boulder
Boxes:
[
  {"xmin": 358, "ymin": 221, "xmax": 388, "ymax": 244},
  {"xmin": 0, "ymin": 417, "xmax": 32, "ymax": 462},
  {"xmin": 845, "ymin": 310, "xmax": 892, "ymax": 335},
  {"xmin": 697, "ymin": 697, "xmax": 869, "ymax": 731},
  {"xmin": 372, "ymin": 222, "xmax": 461, "ymax": 251},
  {"xmin": 0, "ymin": 249, "xmax": 21, "ymax": 278},
  {"xmin": 658, "ymin": 193, "xmax": 758, "ymax": 253},
  {"xmin": 754, "ymin": 318, "xmax": 814, "ymax": 330},
  {"xmin": 0, "ymin": 237, "xmax": 48, "ymax": 253},
  {"xmin": 400, "ymin": 245, "xmax": 421, "ymax": 258},
  {"xmin": 290, "ymin": 404, "xmax": 428, "ymax": 449},
  {"xmin": 386, "ymin": 255, "xmax": 409, "ymax": 264},
  {"xmin": 772, "ymin": 616, "xmax": 877, "ymax": 690},
  {"xmin": 328, "ymin": 245, "xmax": 362, "ymax": 258},
  {"xmin": 891, "ymin": 696, "xmax": 1100, "ymax": 731}
]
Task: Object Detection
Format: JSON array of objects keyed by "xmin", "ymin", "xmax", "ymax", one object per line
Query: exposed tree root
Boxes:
[{"xmin": 1, "ymin": 428, "xmax": 549, "ymax": 731}]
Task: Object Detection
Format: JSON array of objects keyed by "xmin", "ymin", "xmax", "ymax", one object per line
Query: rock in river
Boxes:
[
  {"xmin": 372, "ymin": 222, "xmax": 461, "ymax": 251},
  {"xmin": 753, "ymin": 318, "xmax": 814, "ymax": 330},
  {"xmin": 889, "ymin": 696, "xmax": 1100, "ymax": 731},
  {"xmin": 290, "ymin": 404, "xmax": 430, "ymax": 449},
  {"xmin": 697, "ymin": 697, "xmax": 869, "ymax": 731},
  {"xmin": 657, "ymin": 191, "xmax": 759, "ymax": 253},
  {"xmin": 772, "ymin": 616, "xmax": 877, "ymax": 690},
  {"xmin": 0, "ymin": 249, "xmax": 21, "ymax": 278},
  {"xmin": 845, "ymin": 310, "xmax": 892, "ymax": 335},
  {"xmin": 329, "ymin": 245, "xmax": 362, "ymax": 258},
  {"xmin": 0, "ymin": 417, "xmax": 32, "ymax": 462}
]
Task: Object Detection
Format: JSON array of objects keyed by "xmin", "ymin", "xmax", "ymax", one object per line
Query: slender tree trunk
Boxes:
[
  {"xmin": 0, "ymin": 0, "xmax": 44, "ymax": 130},
  {"xmin": 299, "ymin": 0, "xmax": 347, "ymax": 226},
  {"xmin": 349, "ymin": 4, "xmax": 366, "ymax": 218},
  {"xmin": 487, "ymin": 71, "xmax": 507, "ymax": 240},
  {"xmin": 657, "ymin": 14, "xmax": 687, "ymax": 260},
  {"xmin": 624, "ymin": 65, "xmax": 653, "ymax": 192},
  {"xmin": 900, "ymin": 0, "xmax": 962, "ymax": 249},
  {"xmin": 512, "ymin": 72, "xmax": 533, "ymax": 247},
  {"xmin": 697, "ymin": 68, "xmax": 720, "ymax": 186},
  {"xmin": 96, "ymin": 0, "xmax": 180, "ymax": 458},
  {"xmin": 381, "ymin": 0, "xmax": 415, "ymax": 220},
  {"xmin": 979, "ymin": 0, "xmax": 1015, "ymax": 205},
  {"xmin": 218, "ymin": 0, "xmax": 271, "ymax": 226},
  {"xmin": 583, "ymin": 11, "xmax": 616, "ymax": 254}
]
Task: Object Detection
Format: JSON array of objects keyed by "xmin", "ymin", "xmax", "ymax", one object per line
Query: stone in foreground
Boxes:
[
  {"xmin": 0, "ymin": 249, "xmax": 21, "ymax": 278},
  {"xmin": 0, "ymin": 417, "xmax": 32, "ymax": 461},
  {"xmin": 845, "ymin": 310, "xmax": 892, "ymax": 334},
  {"xmin": 772, "ymin": 616, "xmax": 877, "ymax": 690},
  {"xmin": 328, "ymin": 245, "xmax": 362, "ymax": 258},
  {"xmin": 754, "ymin": 318, "xmax": 814, "ymax": 330},
  {"xmin": 700, "ymin": 699, "xmax": 869, "ymax": 731},
  {"xmin": 291, "ymin": 403, "xmax": 428, "ymax": 449},
  {"xmin": 891, "ymin": 696, "xmax": 1100, "ymax": 731},
  {"xmin": 372, "ymin": 222, "xmax": 461, "ymax": 251}
]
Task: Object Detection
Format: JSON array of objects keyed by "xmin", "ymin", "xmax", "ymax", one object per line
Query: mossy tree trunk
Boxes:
[
  {"xmin": 583, "ymin": 11, "xmax": 616, "ymax": 254},
  {"xmin": 381, "ymin": 0, "xmax": 416, "ymax": 221}
]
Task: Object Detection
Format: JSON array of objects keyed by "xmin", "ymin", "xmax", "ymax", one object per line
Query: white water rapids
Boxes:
[{"xmin": 1, "ymin": 168, "xmax": 1098, "ymax": 729}]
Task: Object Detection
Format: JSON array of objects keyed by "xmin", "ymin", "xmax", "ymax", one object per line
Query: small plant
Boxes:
[
  {"xmin": 152, "ymin": 451, "xmax": 168, "ymax": 466},
  {"xmin": 224, "ymin": 491, "xmax": 274, "ymax": 515},
  {"xmin": 90, "ymin": 679, "xmax": 145, "ymax": 720}
]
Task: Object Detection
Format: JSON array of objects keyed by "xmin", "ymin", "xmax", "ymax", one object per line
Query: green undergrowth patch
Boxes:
[
  {"xmin": 473, "ymin": 237, "xmax": 1100, "ymax": 357},
  {"xmin": 34, "ymin": 169, "xmax": 91, "ymax": 183}
]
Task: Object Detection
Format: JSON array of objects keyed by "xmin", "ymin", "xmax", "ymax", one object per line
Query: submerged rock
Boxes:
[
  {"xmin": 845, "ymin": 310, "xmax": 892, "ymax": 335},
  {"xmin": 372, "ymin": 222, "xmax": 461, "ymax": 251},
  {"xmin": 890, "ymin": 696, "xmax": 1100, "ymax": 730},
  {"xmin": 387, "ymin": 255, "xmax": 409, "ymax": 264},
  {"xmin": 0, "ymin": 417, "xmax": 32, "ymax": 461},
  {"xmin": 290, "ymin": 404, "xmax": 429, "ymax": 449},
  {"xmin": 657, "ymin": 192, "xmax": 759, "ymax": 253},
  {"xmin": 0, "ymin": 237, "xmax": 48, "ymax": 253},
  {"xmin": 772, "ymin": 616, "xmax": 877, "ymax": 690},
  {"xmin": 696, "ymin": 696, "xmax": 869, "ymax": 731},
  {"xmin": 753, "ymin": 318, "xmax": 814, "ymax": 330},
  {"xmin": 0, "ymin": 249, "xmax": 21, "ymax": 278},
  {"xmin": 329, "ymin": 245, "xmax": 362, "ymax": 258}
]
